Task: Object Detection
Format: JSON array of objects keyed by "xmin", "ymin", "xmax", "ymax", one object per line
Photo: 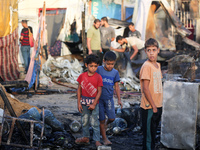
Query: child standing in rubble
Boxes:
[
  {"xmin": 96, "ymin": 51, "xmax": 123, "ymax": 145},
  {"xmin": 75, "ymin": 54, "xmax": 103, "ymax": 147},
  {"xmin": 140, "ymin": 38, "xmax": 163, "ymax": 150}
]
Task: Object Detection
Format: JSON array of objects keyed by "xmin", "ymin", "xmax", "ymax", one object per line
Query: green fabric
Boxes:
[
  {"xmin": 146, "ymin": 109, "xmax": 153, "ymax": 150},
  {"xmin": 87, "ymin": 26, "xmax": 101, "ymax": 50}
]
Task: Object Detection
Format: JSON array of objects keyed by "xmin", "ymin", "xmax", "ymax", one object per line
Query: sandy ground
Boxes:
[{"xmin": 14, "ymin": 83, "xmax": 80, "ymax": 122}]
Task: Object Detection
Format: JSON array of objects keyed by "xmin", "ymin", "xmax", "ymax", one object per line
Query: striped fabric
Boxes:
[
  {"xmin": 0, "ymin": 28, "xmax": 20, "ymax": 81},
  {"xmin": 21, "ymin": 28, "xmax": 30, "ymax": 46}
]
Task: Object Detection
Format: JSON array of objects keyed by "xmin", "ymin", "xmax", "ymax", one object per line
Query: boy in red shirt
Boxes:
[{"xmin": 75, "ymin": 54, "xmax": 103, "ymax": 147}]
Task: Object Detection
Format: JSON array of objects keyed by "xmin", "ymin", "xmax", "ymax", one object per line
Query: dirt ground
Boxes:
[{"xmin": 11, "ymin": 82, "xmax": 151, "ymax": 150}]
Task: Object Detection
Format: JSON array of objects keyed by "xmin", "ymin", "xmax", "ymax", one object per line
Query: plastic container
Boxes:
[
  {"xmin": 98, "ymin": 146, "xmax": 112, "ymax": 150},
  {"xmin": 69, "ymin": 120, "xmax": 81, "ymax": 132}
]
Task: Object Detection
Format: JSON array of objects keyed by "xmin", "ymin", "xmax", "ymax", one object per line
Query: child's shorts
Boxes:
[{"xmin": 99, "ymin": 98, "xmax": 115, "ymax": 121}]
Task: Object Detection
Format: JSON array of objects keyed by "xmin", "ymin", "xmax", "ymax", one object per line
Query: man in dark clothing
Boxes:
[{"xmin": 20, "ymin": 20, "xmax": 33, "ymax": 73}]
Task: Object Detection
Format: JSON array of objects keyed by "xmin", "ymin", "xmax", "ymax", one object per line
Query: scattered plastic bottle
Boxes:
[{"xmin": 69, "ymin": 120, "xmax": 81, "ymax": 132}]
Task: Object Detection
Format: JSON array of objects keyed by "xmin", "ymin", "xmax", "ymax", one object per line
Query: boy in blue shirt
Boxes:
[{"xmin": 96, "ymin": 51, "xmax": 123, "ymax": 145}]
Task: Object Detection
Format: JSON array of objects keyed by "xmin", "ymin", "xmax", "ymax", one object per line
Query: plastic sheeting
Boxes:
[
  {"xmin": 25, "ymin": 10, "xmax": 45, "ymax": 89},
  {"xmin": 42, "ymin": 55, "xmax": 83, "ymax": 84},
  {"xmin": 134, "ymin": 0, "xmax": 152, "ymax": 40},
  {"xmin": 161, "ymin": 81, "xmax": 200, "ymax": 149},
  {"xmin": 39, "ymin": 71, "xmax": 53, "ymax": 87},
  {"xmin": 63, "ymin": 0, "xmax": 83, "ymax": 37},
  {"xmin": 57, "ymin": 28, "xmax": 72, "ymax": 56},
  {"xmin": 114, "ymin": 52, "xmax": 140, "ymax": 91}
]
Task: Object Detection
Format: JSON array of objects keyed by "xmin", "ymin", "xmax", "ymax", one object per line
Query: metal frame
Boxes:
[{"xmin": 0, "ymin": 108, "xmax": 44, "ymax": 149}]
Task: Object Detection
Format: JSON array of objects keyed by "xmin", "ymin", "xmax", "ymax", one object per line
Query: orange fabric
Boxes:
[
  {"xmin": 140, "ymin": 60, "xmax": 163, "ymax": 109},
  {"xmin": 0, "ymin": 0, "xmax": 18, "ymax": 37}
]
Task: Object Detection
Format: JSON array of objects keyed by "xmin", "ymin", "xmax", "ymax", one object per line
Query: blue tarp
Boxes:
[
  {"xmin": 126, "ymin": 7, "xmax": 134, "ymax": 22},
  {"xmin": 91, "ymin": 0, "xmax": 133, "ymax": 22},
  {"xmin": 92, "ymin": 0, "xmax": 121, "ymax": 20}
]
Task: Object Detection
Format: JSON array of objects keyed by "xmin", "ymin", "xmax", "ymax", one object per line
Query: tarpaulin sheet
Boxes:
[
  {"xmin": 92, "ymin": 0, "xmax": 121, "ymax": 20},
  {"xmin": 0, "ymin": 0, "xmax": 18, "ymax": 37},
  {"xmin": 91, "ymin": 0, "xmax": 134, "ymax": 21},
  {"xmin": 161, "ymin": 81, "xmax": 200, "ymax": 150},
  {"xmin": 0, "ymin": 28, "xmax": 20, "ymax": 81},
  {"xmin": 25, "ymin": 9, "xmax": 45, "ymax": 87},
  {"xmin": 45, "ymin": 10, "xmax": 66, "ymax": 47}
]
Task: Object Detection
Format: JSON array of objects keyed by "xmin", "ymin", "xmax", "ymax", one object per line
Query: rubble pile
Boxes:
[
  {"xmin": 0, "ymin": 84, "xmax": 76, "ymax": 149},
  {"xmin": 108, "ymin": 103, "xmax": 142, "ymax": 133},
  {"xmin": 105, "ymin": 103, "xmax": 161, "ymax": 150},
  {"xmin": 164, "ymin": 54, "xmax": 200, "ymax": 82},
  {"xmin": 42, "ymin": 55, "xmax": 83, "ymax": 85},
  {"xmin": 167, "ymin": 55, "xmax": 196, "ymax": 79},
  {"xmin": 1, "ymin": 107, "xmax": 76, "ymax": 149}
]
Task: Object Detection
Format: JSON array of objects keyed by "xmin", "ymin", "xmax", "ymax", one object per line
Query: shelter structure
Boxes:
[
  {"xmin": 0, "ymin": 0, "xmax": 20, "ymax": 81},
  {"xmin": 18, "ymin": 0, "xmax": 90, "ymax": 58},
  {"xmin": 133, "ymin": 0, "xmax": 200, "ymax": 51}
]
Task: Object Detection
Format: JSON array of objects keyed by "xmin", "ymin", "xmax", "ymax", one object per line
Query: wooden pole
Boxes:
[
  {"xmin": 121, "ymin": 0, "xmax": 125, "ymax": 21},
  {"xmin": 88, "ymin": 0, "xmax": 92, "ymax": 15},
  {"xmin": 82, "ymin": 2, "xmax": 87, "ymax": 61}
]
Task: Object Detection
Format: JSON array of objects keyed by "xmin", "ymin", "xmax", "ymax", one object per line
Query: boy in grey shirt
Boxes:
[{"xmin": 128, "ymin": 22, "xmax": 141, "ymax": 39}]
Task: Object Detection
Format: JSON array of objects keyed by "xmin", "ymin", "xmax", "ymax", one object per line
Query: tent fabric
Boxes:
[
  {"xmin": 45, "ymin": 10, "xmax": 66, "ymax": 47},
  {"xmin": 0, "ymin": 28, "xmax": 20, "ymax": 81},
  {"xmin": 135, "ymin": 0, "xmax": 152, "ymax": 40},
  {"xmin": 0, "ymin": 0, "xmax": 18, "ymax": 37},
  {"xmin": 25, "ymin": 6, "xmax": 46, "ymax": 89},
  {"xmin": 18, "ymin": 0, "xmax": 82, "ymax": 39}
]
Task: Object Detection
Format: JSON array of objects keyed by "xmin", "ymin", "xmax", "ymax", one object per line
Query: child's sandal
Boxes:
[{"xmin": 75, "ymin": 137, "xmax": 90, "ymax": 145}]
